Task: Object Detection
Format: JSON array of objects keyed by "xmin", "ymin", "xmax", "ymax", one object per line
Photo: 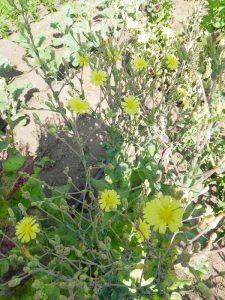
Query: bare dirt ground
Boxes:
[
  {"xmin": 1, "ymin": 1, "xmax": 225, "ymax": 299},
  {"xmin": 173, "ymin": 0, "xmax": 196, "ymax": 30}
]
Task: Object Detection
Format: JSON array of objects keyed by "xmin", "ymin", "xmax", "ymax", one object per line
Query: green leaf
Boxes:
[
  {"xmin": 37, "ymin": 36, "xmax": 46, "ymax": 47},
  {"xmin": 91, "ymin": 178, "xmax": 111, "ymax": 191},
  {"xmin": 170, "ymin": 292, "xmax": 182, "ymax": 300},
  {"xmin": 52, "ymin": 37, "xmax": 63, "ymax": 48},
  {"xmin": 197, "ymin": 282, "xmax": 213, "ymax": 299},
  {"xmin": 23, "ymin": 166, "xmax": 44, "ymax": 202},
  {"xmin": 0, "ymin": 259, "xmax": 9, "ymax": 276},
  {"xmin": 0, "ymin": 141, "xmax": 8, "ymax": 151},
  {"xmin": 50, "ymin": 22, "xmax": 58, "ymax": 29},
  {"xmin": 60, "ymin": 263, "xmax": 74, "ymax": 276},
  {"xmin": 46, "ymin": 284, "xmax": 61, "ymax": 299},
  {"xmin": 33, "ymin": 112, "xmax": 41, "ymax": 125},
  {"xmin": 0, "ymin": 199, "xmax": 8, "ymax": 218},
  {"xmin": 149, "ymin": 143, "xmax": 157, "ymax": 156},
  {"xmin": 8, "ymin": 277, "xmax": 21, "ymax": 288},
  {"xmin": 3, "ymin": 150, "xmax": 25, "ymax": 173}
]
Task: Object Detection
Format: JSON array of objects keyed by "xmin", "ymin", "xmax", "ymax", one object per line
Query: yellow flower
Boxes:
[
  {"xmin": 134, "ymin": 220, "xmax": 150, "ymax": 242},
  {"xmin": 143, "ymin": 195, "xmax": 183, "ymax": 234},
  {"xmin": 68, "ymin": 97, "xmax": 90, "ymax": 114},
  {"xmin": 133, "ymin": 57, "xmax": 148, "ymax": 71},
  {"xmin": 77, "ymin": 54, "xmax": 89, "ymax": 67},
  {"xmin": 99, "ymin": 189, "xmax": 121, "ymax": 212},
  {"xmin": 16, "ymin": 216, "xmax": 40, "ymax": 243},
  {"xmin": 122, "ymin": 96, "xmax": 140, "ymax": 115},
  {"xmin": 166, "ymin": 54, "xmax": 179, "ymax": 70},
  {"xmin": 90, "ymin": 70, "xmax": 107, "ymax": 86}
]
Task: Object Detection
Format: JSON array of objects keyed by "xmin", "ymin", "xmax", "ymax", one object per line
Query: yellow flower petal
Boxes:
[
  {"xmin": 68, "ymin": 97, "xmax": 90, "ymax": 114},
  {"xmin": 159, "ymin": 223, "xmax": 167, "ymax": 234},
  {"xmin": 133, "ymin": 57, "xmax": 148, "ymax": 71},
  {"xmin": 122, "ymin": 95, "xmax": 140, "ymax": 115},
  {"xmin": 16, "ymin": 216, "xmax": 40, "ymax": 243},
  {"xmin": 166, "ymin": 54, "xmax": 179, "ymax": 70},
  {"xmin": 99, "ymin": 189, "xmax": 121, "ymax": 212},
  {"xmin": 144, "ymin": 195, "xmax": 183, "ymax": 234},
  {"xmin": 134, "ymin": 220, "xmax": 151, "ymax": 242},
  {"xmin": 90, "ymin": 70, "xmax": 107, "ymax": 86},
  {"xmin": 77, "ymin": 54, "xmax": 89, "ymax": 67}
]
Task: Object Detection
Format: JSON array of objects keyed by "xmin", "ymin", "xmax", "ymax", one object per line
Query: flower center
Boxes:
[
  {"xmin": 105, "ymin": 195, "xmax": 113, "ymax": 205},
  {"xmin": 95, "ymin": 74, "xmax": 103, "ymax": 82},
  {"xmin": 127, "ymin": 101, "xmax": 136, "ymax": 109},
  {"xmin": 23, "ymin": 224, "xmax": 32, "ymax": 235},
  {"xmin": 159, "ymin": 207, "xmax": 173, "ymax": 223}
]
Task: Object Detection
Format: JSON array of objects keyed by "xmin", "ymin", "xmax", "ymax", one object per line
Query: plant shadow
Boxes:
[
  {"xmin": 0, "ymin": 66, "xmax": 23, "ymax": 79},
  {"xmin": 36, "ymin": 114, "xmax": 107, "ymax": 196}
]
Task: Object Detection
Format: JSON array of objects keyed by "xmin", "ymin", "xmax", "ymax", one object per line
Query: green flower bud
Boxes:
[
  {"xmin": 100, "ymin": 253, "xmax": 108, "ymax": 260},
  {"xmin": 80, "ymin": 274, "xmax": 88, "ymax": 281},
  {"xmin": 32, "ymin": 280, "xmax": 41, "ymax": 290},
  {"xmin": 98, "ymin": 241, "xmax": 108, "ymax": 251},
  {"xmin": 18, "ymin": 256, "xmax": 24, "ymax": 263}
]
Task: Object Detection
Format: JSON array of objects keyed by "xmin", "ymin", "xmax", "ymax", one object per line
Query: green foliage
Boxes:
[
  {"xmin": 0, "ymin": 260, "xmax": 9, "ymax": 276},
  {"xmin": 202, "ymin": 0, "xmax": 225, "ymax": 32},
  {"xmin": 0, "ymin": 0, "xmax": 15, "ymax": 36},
  {"xmin": 0, "ymin": 0, "xmax": 61, "ymax": 37},
  {"xmin": 0, "ymin": 78, "xmax": 29, "ymax": 130},
  {"xmin": 1, "ymin": 0, "xmax": 225, "ymax": 299},
  {"xmin": 2, "ymin": 150, "xmax": 25, "ymax": 173}
]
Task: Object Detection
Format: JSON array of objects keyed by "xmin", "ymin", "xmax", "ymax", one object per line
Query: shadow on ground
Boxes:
[
  {"xmin": 36, "ymin": 114, "xmax": 107, "ymax": 194},
  {"xmin": 0, "ymin": 66, "xmax": 23, "ymax": 79}
]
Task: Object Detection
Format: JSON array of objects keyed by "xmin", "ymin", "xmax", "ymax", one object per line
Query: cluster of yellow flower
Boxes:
[
  {"xmin": 99, "ymin": 190, "xmax": 183, "ymax": 238},
  {"xmin": 133, "ymin": 54, "xmax": 180, "ymax": 72},
  {"xmin": 68, "ymin": 98, "xmax": 141, "ymax": 119},
  {"xmin": 67, "ymin": 70, "xmax": 107, "ymax": 115},
  {"xmin": 68, "ymin": 52, "xmax": 179, "ymax": 116},
  {"xmin": 68, "ymin": 55, "xmax": 149, "ymax": 116},
  {"xmin": 68, "ymin": 94, "xmax": 141, "ymax": 116},
  {"xmin": 15, "ymin": 52, "xmax": 182, "ymax": 245},
  {"xmin": 15, "ymin": 193, "xmax": 183, "ymax": 244}
]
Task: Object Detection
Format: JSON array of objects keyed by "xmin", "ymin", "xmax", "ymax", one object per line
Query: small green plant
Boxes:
[
  {"xmin": 0, "ymin": 78, "xmax": 29, "ymax": 132},
  {"xmin": 0, "ymin": 0, "xmax": 60, "ymax": 37}
]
